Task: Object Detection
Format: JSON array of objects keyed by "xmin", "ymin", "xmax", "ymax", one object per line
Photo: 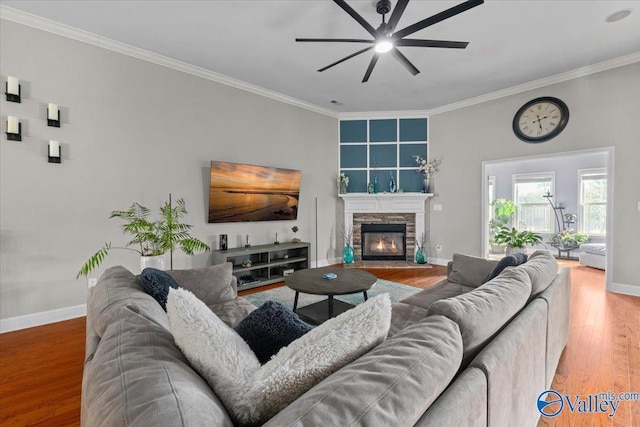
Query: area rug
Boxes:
[{"xmin": 243, "ymin": 279, "xmax": 421, "ymax": 310}]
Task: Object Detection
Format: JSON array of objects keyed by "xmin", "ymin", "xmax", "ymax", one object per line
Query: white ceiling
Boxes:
[{"xmin": 2, "ymin": 0, "xmax": 640, "ymax": 113}]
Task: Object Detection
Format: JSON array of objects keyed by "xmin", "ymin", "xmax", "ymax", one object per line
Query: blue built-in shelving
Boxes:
[{"xmin": 339, "ymin": 118, "xmax": 428, "ymax": 193}]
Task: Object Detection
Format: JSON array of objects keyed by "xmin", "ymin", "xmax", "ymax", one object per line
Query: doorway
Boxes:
[{"xmin": 481, "ymin": 147, "xmax": 614, "ymax": 290}]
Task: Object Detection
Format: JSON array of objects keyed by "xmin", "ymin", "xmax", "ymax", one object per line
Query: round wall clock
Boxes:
[{"xmin": 512, "ymin": 97, "xmax": 569, "ymax": 143}]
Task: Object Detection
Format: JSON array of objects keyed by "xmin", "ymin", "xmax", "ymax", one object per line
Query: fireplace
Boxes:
[{"xmin": 361, "ymin": 223, "xmax": 407, "ymax": 261}]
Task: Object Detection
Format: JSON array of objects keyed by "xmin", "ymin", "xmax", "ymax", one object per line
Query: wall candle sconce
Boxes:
[
  {"xmin": 6, "ymin": 116, "xmax": 22, "ymax": 141},
  {"xmin": 48, "ymin": 140, "xmax": 61, "ymax": 163},
  {"xmin": 5, "ymin": 76, "xmax": 21, "ymax": 103},
  {"xmin": 47, "ymin": 103, "xmax": 60, "ymax": 127}
]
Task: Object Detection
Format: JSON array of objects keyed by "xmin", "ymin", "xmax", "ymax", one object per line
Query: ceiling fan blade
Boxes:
[
  {"xmin": 296, "ymin": 38, "xmax": 374, "ymax": 44},
  {"xmin": 393, "ymin": 0, "xmax": 483, "ymax": 39},
  {"xmin": 333, "ymin": 0, "xmax": 379, "ymax": 39},
  {"xmin": 318, "ymin": 46, "xmax": 375, "ymax": 72},
  {"xmin": 362, "ymin": 54, "xmax": 380, "ymax": 83},
  {"xmin": 397, "ymin": 39, "xmax": 469, "ymax": 49},
  {"xmin": 387, "ymin": 0, "xmax": 409, "ymax": 32},
  {"xmin": 390, "ymin": 48, "xmax": 420, "ymax": 76}
]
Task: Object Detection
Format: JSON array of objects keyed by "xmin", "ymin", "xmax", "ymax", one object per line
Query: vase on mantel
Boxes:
[
  {"xmin": 422, "ymin": 177, "xmax": 431, "ymax": 194},
  {"xmin": 343, "ymin": 245, "xmax": 354, "ymax": 264}
]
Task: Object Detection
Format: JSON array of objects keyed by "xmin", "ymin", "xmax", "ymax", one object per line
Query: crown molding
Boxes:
[
  {"xmin": 340, "ymin": 51, "xmax": 640, "ymax": 119},
  {"xmin": 0, "ymin": 5, "xmax": 339, "ymax": 119},
  {"xmin": 2, "ymin": 5, "xmax": 638, "ymax": 121}
]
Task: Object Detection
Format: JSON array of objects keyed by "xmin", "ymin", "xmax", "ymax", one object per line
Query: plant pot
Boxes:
[
  {"xmin": 506, "ymin": 246, "xmax": 526, "ymax": 257},
  {"xmin": 140, "ymin": 254, "xmax": 165, "ymax": 271}
]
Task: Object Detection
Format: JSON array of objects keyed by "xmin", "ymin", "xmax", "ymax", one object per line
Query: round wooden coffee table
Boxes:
[{"xmin": 285, "ymin": 267, "xmax": 377, "ymax": 324}]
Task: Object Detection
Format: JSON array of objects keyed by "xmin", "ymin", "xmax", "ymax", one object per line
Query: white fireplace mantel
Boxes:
[{"xmin": 339, "ymin": 193, "xmax": 433, "ymax": 260}]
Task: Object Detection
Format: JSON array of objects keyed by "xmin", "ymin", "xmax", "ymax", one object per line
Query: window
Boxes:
[
  {"xmin": 579, "ymin": 168, "xmax": 607, "ymax": 236},
  {"xmin": 513, "ymin": 172, "xmax": 554, "ymax": 232}
]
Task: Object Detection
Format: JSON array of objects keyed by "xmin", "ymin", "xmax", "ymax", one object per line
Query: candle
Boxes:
[
  {"xmin": 48, "ymin": 103, "xmax": 58, "ymax": 120},
  {"xmin": 49, "ymin": 141, "xmax": 60, "ymax": 157},
  {"xmin": 7, "ymin": 116, "xmax": 19, "ymax": 134},
  {"xmin": 7, "ymin": 76, "xmax": 19, "ymax": 95}
]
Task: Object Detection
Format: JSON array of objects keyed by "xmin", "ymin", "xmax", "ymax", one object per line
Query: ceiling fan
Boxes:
[{"xmin": 296, "ymin": 0, "xmax": 483, "ymax": 82}]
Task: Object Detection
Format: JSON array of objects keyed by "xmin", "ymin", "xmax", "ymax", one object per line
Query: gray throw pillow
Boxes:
[
  {"xmin": 448, "ymin": 254, "xmax": 499, "ymax": 287},
  {"xmin": 234, "ymin": 301, "xmax": 314, "ymax": 364}
]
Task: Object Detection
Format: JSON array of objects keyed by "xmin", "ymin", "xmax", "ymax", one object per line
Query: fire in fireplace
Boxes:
[{"xmin": 361, "ymin": 223, "xmax": 407, "ymax": 261}]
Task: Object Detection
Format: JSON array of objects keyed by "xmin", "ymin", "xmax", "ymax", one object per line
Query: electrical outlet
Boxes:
[
  {"xmin": 88, "ymin": 278, "xmax": 97, "ymax": 288},
  {"xmin": 436, "ymin": 243, "xmax": 442, "ymax": 252}
]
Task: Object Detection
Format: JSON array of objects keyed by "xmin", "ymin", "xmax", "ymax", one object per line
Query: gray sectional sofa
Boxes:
[{"xmin": 82, "ymin": 250, "xmax": 570, "ymax": 426}]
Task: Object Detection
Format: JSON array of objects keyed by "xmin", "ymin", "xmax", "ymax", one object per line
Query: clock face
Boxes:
[{"xmin": 513, "ymin": 97, "xmax": 569, "ymax": 143}]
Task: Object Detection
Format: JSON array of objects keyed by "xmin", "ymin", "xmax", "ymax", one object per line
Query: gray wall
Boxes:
[
  {"xmin": 0, "ymin": 20, "xmax": 339, "ymax": 319},
  {"xmin": 430, "ymin": 62, "xmax": 639, "ymax": 290}
]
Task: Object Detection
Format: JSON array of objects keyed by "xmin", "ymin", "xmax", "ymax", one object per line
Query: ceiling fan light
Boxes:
[{"xmin": 375, "ymin": 40, "xmax": 393, "ymax": 53}]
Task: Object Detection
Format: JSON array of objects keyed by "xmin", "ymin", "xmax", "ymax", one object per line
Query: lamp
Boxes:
[
  {"xmin": 48, "ymin": 140, "xmax": 61, "ymax": 163},
  {"xmin": 5, "ymin": 76, "xmax": 21, "ymax": 103},
  {"xmin": 6, "ymin": 116, "xmax": 21, "ymax": 141},
  {"xmin": 47, "ymin": 103, "xmax": 61, "ymax": 127}
]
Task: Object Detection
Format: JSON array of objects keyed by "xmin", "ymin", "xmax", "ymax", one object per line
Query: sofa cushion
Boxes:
[
  {"xmin": 428, "ymin": 267, "xmax": 532, "ymax": 367},
  {"xmin": 263, "ymin": 315, "xmax": 463, "ymax": 427},
  {"xmin": 515, "ymin": 250, "xmax": 558, "ymax": 299},
  {"xmin": 167, "ymin": 262, "xmax": 236, "ymax": 306},
  {"xmin": 388, "ymin": 302, "xmax": 430, "ymax": 337},
  {"xmin": 82, "ymin": 304, "xmax": 234, "ymax": 427},
  {"xmin": 88, "ymin": 266, "xmax": 169, "ymax": 337},
  {"xmin": 166, "ymin": 288, "xmax": 391, "ymax": 426},
  {"xmin": 447, "ymin": 254, "xmax": 499, "ymax": 287},
  {"xmin": 234, "ymin": 301, "xmax": 314, "ymax": 364},
  {"xmin": 208, "ymin": 297, "xmax": 257, "ymax": 328},
  {"xmin": 400, "ymin": 280, "xmax": 475, "ymax": 311},
  {"xmin": 140, "ymin": 268, "xmax": 180, "ymax": 310}
]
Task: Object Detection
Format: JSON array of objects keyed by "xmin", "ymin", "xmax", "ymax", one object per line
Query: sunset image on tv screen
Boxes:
[{"xmin": 208, "ymin": 161, "xmax": 301, "ymax": 223}]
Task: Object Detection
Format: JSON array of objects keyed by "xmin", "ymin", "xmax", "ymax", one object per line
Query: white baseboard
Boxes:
[
  {"xmin": 0, "ymin": 304, "xmax": 87, "ymax": 334},
  {"xmin": 428, "ymin": 257, "xmax": 450, "ymax": 266},
  {"xmin": 608, "ymin": 282, "xmax": 640, "ymax": 297}
]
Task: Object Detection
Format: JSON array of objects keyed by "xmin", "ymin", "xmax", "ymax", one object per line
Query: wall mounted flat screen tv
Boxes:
[{"xmin": 208, "ymin": 161, "xmax": 302, "ymax": 223}]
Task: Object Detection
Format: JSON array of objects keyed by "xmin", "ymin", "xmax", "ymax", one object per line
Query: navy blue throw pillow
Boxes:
[
  {"xmin": 234, "ymin": 301, "xmax": 314, "ymax": 364},
  {"xmin": 140, "ymin": 268, "xmax": 180, "ymax": 310},
  {"xmin": 484, "ymin": 255, "xmax": 519, "ymax": 283},
  {"xmin": 513, "ymin": 252, "xmax": 528, "ymax": 265}
]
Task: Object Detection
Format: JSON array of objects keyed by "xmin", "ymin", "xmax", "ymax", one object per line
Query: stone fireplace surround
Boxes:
[{"xmin": 339, "ymin": 193, "xmax": 433, "ymax": 262}]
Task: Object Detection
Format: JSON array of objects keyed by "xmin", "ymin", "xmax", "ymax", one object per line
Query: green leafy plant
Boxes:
[
  {"xmin": 77, "ymin": 197, "xmax": 210, "ymax": 278},
  {"xmin": 493, "ymin": 227, "xmax": 542, "ymax": 248},
  {"xmin": 550, "ymin": 230, "xmax": 588, "ymax": 248},
  {"xmin": 489, "ymin": 199, "xmax": 516, "ymax": 243}
]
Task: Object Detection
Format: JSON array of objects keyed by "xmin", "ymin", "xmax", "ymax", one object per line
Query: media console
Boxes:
[{"xmin": 212, "ymin": 242, "xmax": 310, "ymax": 291}]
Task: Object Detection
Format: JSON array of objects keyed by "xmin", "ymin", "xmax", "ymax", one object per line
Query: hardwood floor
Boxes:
[{"xmin": 0, "ymin": 261, "xmax": 637, "ymax": 426}]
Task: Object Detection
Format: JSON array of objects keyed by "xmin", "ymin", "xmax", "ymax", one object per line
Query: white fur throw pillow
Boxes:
[{"xmin": 167, "ymin": 288, "xmax": 391, "ymax": 425}]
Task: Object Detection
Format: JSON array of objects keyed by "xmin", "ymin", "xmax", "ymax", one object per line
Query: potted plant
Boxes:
[
  {"xmin": 336, "ymin": 173, "xmax": 349, "ymax": 194},
  {"xmin": 77, "ymin": 196, "xmax": 210, "ymax": 278},
  {"xmin": 489, "ymin": 199, "xmax": 516, "ymax": 253},
  {"xmin": 549, "ymin": 230, "xmax": 588, "ymax": 249},
  {"xmin": 413, "ymin": 155, "xmax": 442, "ymax": 193},
  {"xmin": 493, "ymin": 226, "xmax": 542, "ymax": 256}
]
